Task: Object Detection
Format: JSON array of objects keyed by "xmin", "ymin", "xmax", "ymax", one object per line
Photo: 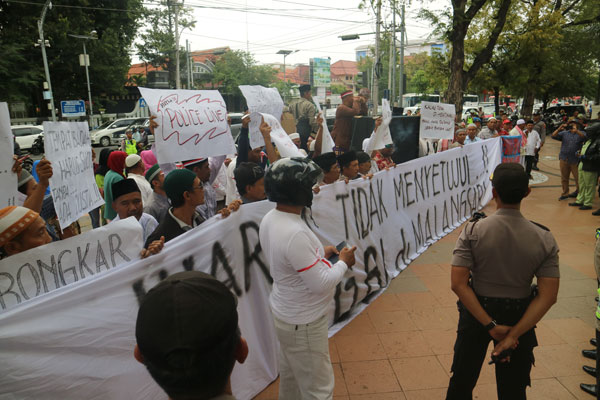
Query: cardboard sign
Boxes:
[
  {"xmin": 419, "ymin": 101, "xmax": 456, "ymax": 139},
  {"xmin": 239, "ymin": 85, "xmax": 284, "ymax": 150},
  {"xmin": 138, "ymin": 88, "xmax": 236, "ymax": 164},
  {"xmin": 0, "ymin": 103, "xmax": 17, "ymax": 207},
  {"xmin": 43, "ymin": 122, "xmax": 104, "ymax": 230}
]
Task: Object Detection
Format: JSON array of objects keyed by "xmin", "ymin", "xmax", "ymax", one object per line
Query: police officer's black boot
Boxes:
[{"xmin": 581, "ymin": 383, "xmax": 598, "ymax": 397}]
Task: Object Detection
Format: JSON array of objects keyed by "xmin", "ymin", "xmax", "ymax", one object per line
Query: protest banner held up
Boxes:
[
  {"xmin": 0, "ymin": 139, "xmax": 502, "ymax": 400},
  {"xmin": 366, "ymin": 98, "xmax": 393, "ymax": 154},
  {"xmin": 313, "ymin": 98, "xmax": 335, "ymax": 154},
  {"xmin": 239, "ymin": 85, "xmax": 284, "ymax": 149},
  {"xmin": 43, "ymin": 121, "xmax": 104, "ymax": 230},
  {"xmin": 0, "ymin": 217, "xmax": 143, "ymax": 311},
  {"xmin": 138, "ymin": 88, "xmax": 236, "ymax": 165},
  {"xmin": 419, "ymin": 101, "xmax": 456, "ymax": 139},
  {"xmin": 256, "ymin": 113, "xmax": 303, "ymax": 158},
  {"xmin": 0, "ymin": 103, "xmax": 17, "ymax": 208}
]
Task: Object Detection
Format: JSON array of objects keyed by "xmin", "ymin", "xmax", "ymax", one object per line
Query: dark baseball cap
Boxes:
[
  {"xmin": 491, "ymin": 163, "xmax": 529, "ymax": 203},
  {"xmin": 135, "ymin": 271, "xmax": 239, "ymax": 371}
]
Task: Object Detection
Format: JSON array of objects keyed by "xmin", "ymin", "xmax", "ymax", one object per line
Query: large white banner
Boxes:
[
  {"xmin": 419, "ymin": 101, "xmax": 456, "ymax": 139},
  {"xmin": 0, "ymin": 217, "xmax": 143, "ymax": 312},
  {"xmin": 0, "ymin": 139, "xmax": 502, "ymax": 400},
  {"xmin": 43, "ymin": 121, "xmax": 104, "ymax": 230},
  {"xmin": 0, "ymin": 103, "xmax": 17, "ymax": 208},
  {"xmin": 239, "ymin": 85, "xmax": 284, "ymax": 150},
  {"xmin": 138, "ymin": 88, "xmax": 236, "ymax": 164}
]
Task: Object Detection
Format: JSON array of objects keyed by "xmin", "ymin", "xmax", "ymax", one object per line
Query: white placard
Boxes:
[
  {"xmin": 0, "ymin": 217, "xmax": 143, "ymax": 312},
  {"xmin": 419, "ymin": 101, "xmax": 456, "ymax": 139},
  {"xmin": 254, "ymin": 113, "xmax": 303, "ymax": 158},
  {"xmin": 138, "ymin": 88, "xmax": 236, "ymax": 164},
  {"xmin": 366, "ymin": 98, "xmax": 394, "ymax": 153},
  {"xmin": 313, "ymin": 98, "xmax": 335, "ymax": 154},
  {"xmin": 0, "ymin": 103, "xmax": 17, "ymax": 207},
  {"xmin": 43, "ymin": 122, "xmax": 104, "ymax": 230},
  {"xmin": 239, "ymin": 85, "xmax": 284, "ymax": 150}
]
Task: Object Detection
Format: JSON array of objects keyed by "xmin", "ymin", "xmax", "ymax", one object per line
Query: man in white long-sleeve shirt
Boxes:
[{"xmin": 260, "ymin": 157, "xmax": 356, "ymax": 400}]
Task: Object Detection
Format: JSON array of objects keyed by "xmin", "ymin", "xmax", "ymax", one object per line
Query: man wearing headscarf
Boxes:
[
  {"xmin": 103, "ymin": 151, "xmax": 127, "ymax": 221},
  {"xmin": 331, "ymin": 91, "xmax": 362, "ymax": 154}
]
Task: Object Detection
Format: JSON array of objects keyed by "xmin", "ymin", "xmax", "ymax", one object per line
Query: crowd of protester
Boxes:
[{"xmin": 2, "ymin": 89, "xmax": 599, "ymax": 399}]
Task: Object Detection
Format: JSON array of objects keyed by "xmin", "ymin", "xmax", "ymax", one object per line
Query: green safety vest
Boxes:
[{"xmin": 125, "ymin": 139, "xmax": 137, "ymax": 155}]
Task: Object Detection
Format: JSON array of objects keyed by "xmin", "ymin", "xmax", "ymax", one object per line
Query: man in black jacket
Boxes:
[{"xmin": 145, "ymin": 169, "xmax": 205, "ymax": 247}]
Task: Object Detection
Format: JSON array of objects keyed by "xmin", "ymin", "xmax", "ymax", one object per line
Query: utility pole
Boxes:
[
  {"xmin": 391, "ymin": 0, "xmax": 397, "ymax": 106},
  {"xmin": 399, "ymin": 3, "xmax": 405, "ymax": 106},
  {"xmin": 373, "ymin": 0, "xmax": 381, "ymax": 115},
  {"xmin": 186, "ymin": 39, "xmax": 191, "ymax": 88},
  {"xmin": 37, "ymin": 0, "xmax": 56, "ymax": 121},
  {"xmin": 174, "ymin": 0, "xmax": 181, "ymax": 89}
]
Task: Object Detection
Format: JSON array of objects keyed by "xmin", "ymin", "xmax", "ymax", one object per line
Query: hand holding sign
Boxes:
[
  {"xmin": 254, "ymin": 113, "xmax": 303, "ymax": 158},
  {"xmin": 313, "ymin": 98, "xmax": 335, "ymax": 154},
  {"xmin": 366, "ymin": 98, "xmax": 393, "ymax": 154}
]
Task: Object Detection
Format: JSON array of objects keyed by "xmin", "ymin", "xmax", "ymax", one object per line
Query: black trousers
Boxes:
[
  {"xmin": 446, "ymin": 298, "xmax": 537, "ymax": 400},
  {"xmin": 525, "ymin": 155, "xmax": 535, "ymax": 177}
]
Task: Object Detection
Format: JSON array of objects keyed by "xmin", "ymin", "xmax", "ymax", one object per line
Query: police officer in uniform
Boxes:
[
  {"xmin": 290, "ymin": 84, "xmax": 319, "ymax": 151},
  {"xmin": 446, "ymin": 162, "xmax": 560, "ymax": 400}
]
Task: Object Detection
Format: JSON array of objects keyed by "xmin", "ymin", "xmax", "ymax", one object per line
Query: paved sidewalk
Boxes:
[{"xmin": 255, "ymin": 138, "xmax": 598, "ymax": 400}]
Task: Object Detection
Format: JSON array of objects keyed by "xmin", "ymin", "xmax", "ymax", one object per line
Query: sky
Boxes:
[{"xmin": 148, "ymin": 0, "xmax": 447, "ymax": 66}]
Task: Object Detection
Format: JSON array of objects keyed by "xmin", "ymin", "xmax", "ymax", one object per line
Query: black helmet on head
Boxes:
[{"xmin": 264, "ymin": 157, "xmax": 323, "ymax": 207}]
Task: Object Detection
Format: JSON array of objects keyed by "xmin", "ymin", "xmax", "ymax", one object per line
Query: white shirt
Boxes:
[
  {"xmin": 225, "ymin": 157, "xmax": 241, "ymax": 205},
  {"xmin": 259, "ymin": 209, "xmax": 348, "ymax": 324},
  {"xmin": 112, "ymin": 213, "xmax": 158, "ymax": 243},
  {"xmin": 128, "ymin": 173, "xmax": 154, "ymax": 208},
  {"xmin": 525, "ymin": 130, "xmax": 541, "ymax": 156}
]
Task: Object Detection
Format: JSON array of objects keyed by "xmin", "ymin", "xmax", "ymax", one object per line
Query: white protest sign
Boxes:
[
  {"xmin": 419, "ymin": 101, "xmax": 456, "ymax": 139},
  {"xmin": 239, "ymin": 85, "xmax": 284, "ymax": 150},
  {"xmin": 138, "ymin": 88, "xmax": 236, "ymax": 164},
  {"xmin": 0, "ymin": 140, "xmax": 502, "ymax": 400},
  {"xmin": 43, "ymin": 121, "xmax": 104, "ymax": 230},
  {"xmin": 366, "ymin": 98, "xmax": 394, "ymax": 154},
  {"xmin": 255, "ymin": 113, "xmax": 303, "ymax": 158},
  {"xmin": 0, "ymin": 103, "xmax": 17, "ymax": 207},
  {"xmin": 0, "ymin": 217, "xmax": 143, "ymax": 312},
  {"xmin": 313, "ymin": 98, "xmax": 335, "ymax": 154}
]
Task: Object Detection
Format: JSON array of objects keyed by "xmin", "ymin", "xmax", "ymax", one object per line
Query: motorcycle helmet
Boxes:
[{"xmin": 264, "ymin": 157, "xmax": 323, "ymax": 207}]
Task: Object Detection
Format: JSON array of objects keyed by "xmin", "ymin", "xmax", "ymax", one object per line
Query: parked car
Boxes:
[
  {"xmin": 90, "ymin": 117, "xmax": 147, "ymax": 147},
  {"xmin": 543, "ymin": 105, "xmax": 587, "ymax": 132},
  {"xmin": 228, "ymin": 113, "xmax": 244, "ymax": 141},
  {"xmin": 11, "ymin": 125, "xmax": 43, "ymax": 152}
]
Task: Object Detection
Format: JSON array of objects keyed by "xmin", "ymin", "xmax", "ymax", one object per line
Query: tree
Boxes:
[
  {"xmin": 0, "ymin": 0, "xmax": 144, "ymax": 118},
  {"xmin": 136, "ymin": 1, "xmax": 195, "ymax": 88},
  {"xmin": 211, "ymin": 50, "xmax": 276, "ymax": 97}
]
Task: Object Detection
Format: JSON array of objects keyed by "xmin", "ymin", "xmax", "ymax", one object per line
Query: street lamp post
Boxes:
[
  {"xmin": 277, "ymin": 50, "xmax": 298, "ymax": 81},
  {"xmin": 37, "ymin": 0, "xmax": 56, "ymax": 121},
  {"xmin": 68, "ymin": 31, "xmax": 98, "ymax": 126}
]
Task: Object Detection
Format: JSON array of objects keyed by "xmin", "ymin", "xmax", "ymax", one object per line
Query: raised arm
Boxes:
[{"xmin": 259, "ymin": 118, "xmax": 279, "ymax": 164}]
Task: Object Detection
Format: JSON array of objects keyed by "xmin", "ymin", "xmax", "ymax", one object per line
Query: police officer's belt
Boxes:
[{"xmin": 476, "ymin": 294, "xmax": 531, "ymax": 306}]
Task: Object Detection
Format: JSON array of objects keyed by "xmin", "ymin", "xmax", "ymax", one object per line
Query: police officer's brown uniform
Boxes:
[
  {"xmin": 446, "ymin": 163, "xmax": 560, "ymax": 400},
  {"xmin": 290, "ymin": 85, "xmax": 319, "ymax": 150}
]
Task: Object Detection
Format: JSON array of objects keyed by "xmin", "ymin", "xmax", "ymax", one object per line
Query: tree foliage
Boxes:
[
  {"xmin": 0, "ymin": 0, "xmax": 143, "ymax": 118},
  {"xmin": 211, "ymin": 50, "xmax": 276, "ymax": 96}
]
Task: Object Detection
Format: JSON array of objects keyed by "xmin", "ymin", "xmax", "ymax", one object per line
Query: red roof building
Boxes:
[
  {"xmin": 330, "ymin": 60, "xmax": 358, "ymax": 89},
  {"xmin": 276, "ymin": 64, "xmax": 310, "ymax": 85}
]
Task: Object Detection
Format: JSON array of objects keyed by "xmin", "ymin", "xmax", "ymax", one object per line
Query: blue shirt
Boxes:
[
  {"xmin": 556, "ymin": 130, "xmax": 585, "ymax": 164},
  {"xmin": 464, "ymin": 136, "xmax": 482, "ymax": 144}
]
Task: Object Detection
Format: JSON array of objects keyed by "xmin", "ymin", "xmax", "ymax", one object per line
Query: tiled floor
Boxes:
[{"xmin": 255, "ymin": 139, "xmax": 598, "ymax": 400}]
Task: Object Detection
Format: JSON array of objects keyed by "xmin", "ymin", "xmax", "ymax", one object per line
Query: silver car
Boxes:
[{"xmin": 90, "ymin": 117, "xmax": 147, "ymax": 147}]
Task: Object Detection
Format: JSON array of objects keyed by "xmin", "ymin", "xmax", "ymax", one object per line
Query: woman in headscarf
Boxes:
[
  {"xmin": 103, "ymin": 151, "xmax": 127, "ymax": 221},
  {"xmin": 91, "ymin": 148, "xmax": 112, "ymax": 227},
  {"xmin": 140, "ymin": 149, "xmax": 158, "ymax": 175}
]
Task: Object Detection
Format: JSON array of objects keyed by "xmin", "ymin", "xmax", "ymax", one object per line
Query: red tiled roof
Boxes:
[
  {"xmin": 276, "ymin": 64, "xmax": 309, "ymax": 85},
  {"xmin": 330, "ymin": 60, "xmax": 358, "ymax": 77}
]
